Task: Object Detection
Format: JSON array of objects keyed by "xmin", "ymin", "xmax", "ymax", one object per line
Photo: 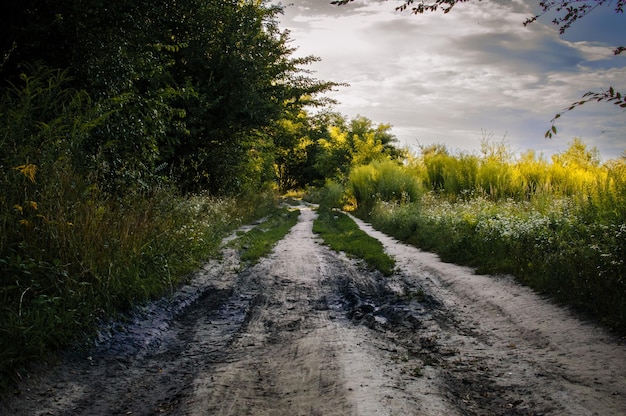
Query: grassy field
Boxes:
[{"xmin": 336, "ymin": 140, "xmax": 626, "ymax": 332}]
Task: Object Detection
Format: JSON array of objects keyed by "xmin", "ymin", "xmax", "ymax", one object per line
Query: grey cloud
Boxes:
[{"xmin": 456, "ymin": 32, "xmax": 586, "ymax": 74}]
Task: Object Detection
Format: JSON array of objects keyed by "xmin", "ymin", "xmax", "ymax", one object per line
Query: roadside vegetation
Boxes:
[
  {"xmin": 0, "ymin": 0, "xmax": 405, "ymax": 385},
  {"xmin": 1, "ymin": 180, "xmax": 275, "ymax": 384},
  {"xmin": 335, "ymin": 139, "xmax": 626, "ymax": 332},
  {"xmin": 0, "ymin": 0, "xmax": 334, "ymax": 386}
]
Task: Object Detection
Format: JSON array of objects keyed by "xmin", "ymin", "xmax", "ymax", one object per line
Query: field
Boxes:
[{"xmin": 338, "ymin": 140, "xmax": 626, "ymax": 332}]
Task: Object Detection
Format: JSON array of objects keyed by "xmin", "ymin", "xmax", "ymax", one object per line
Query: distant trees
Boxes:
[
  {"xmin": 314, "ymin": 115, "xmax": 404, "ymax": 180},
  {"xmin": 272, "ymin": 111, "xmax": 407, "ymax": 192}
]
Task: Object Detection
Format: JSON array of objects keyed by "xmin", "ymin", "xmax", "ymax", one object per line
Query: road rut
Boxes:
[{"xmin": 2, "ymin": 204, "xmax": 625, "ymax": 415}]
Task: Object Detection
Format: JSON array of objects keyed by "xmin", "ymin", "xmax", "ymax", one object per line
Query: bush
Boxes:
[
  {"xmin": 0, "ymin": 65, "xmax": 280, "ymax": 383},
  {"xmin": 348, "ymin": 160, "xmax": 422, "ymax": 215}
]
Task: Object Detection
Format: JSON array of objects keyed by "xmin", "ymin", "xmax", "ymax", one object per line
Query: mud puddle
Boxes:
[{"xmin": 2, "ymin": 205, "xmax": 625, "ymax": 415}]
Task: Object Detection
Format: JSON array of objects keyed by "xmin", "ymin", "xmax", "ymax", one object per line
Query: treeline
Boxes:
[
  {"xmin": 321, "ymin": 139, "xmax": 626, "ymax": 331},
  {"xmin": 0, "ymin": 0, "xmax": 337, "ymax": 195},
  {"xmin": 0, "ymin": 0, "xmax": 405, "ymax": 383}
]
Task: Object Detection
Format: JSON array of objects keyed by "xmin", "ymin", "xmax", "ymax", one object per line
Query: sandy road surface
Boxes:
[{"xmin": 2, "ymin": 204, "xmax": 625, "ymax": 415}]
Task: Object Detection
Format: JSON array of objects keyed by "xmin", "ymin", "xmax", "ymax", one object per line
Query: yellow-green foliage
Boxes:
[
  {"xmin": 348, "ymin": 160, "xmax": 422, "ymax": 214},
  {"xmin": 414, "ymin": 139, "xmax": 618, "ymax": 204},
  {"xmin": 364, "ymin": 139, "xmax": 626, "ymax": 332}
]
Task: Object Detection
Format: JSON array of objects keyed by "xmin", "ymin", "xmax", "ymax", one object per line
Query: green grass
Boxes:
[
  {"xmin": 230, "ymin": 207, "xmax": 300, "ymax": 265},
  {"xmin": 368, "ymin": 195, "xmax": 626, "ymax": 333},
  {"xmin": 313, "ymin": 208, "xmax": 395, "ymax": 276},
  {"xmin": 0, "ymin": 189, "xmax": 277, "ymax": 388}
]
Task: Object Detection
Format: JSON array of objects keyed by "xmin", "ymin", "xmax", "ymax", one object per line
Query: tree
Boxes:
[
  {"xmin": 314, "ymin": 114, "xmax": 406, "ymax": 181},
  {"xmin": 0, "ymin": 0, "xmax": 337, "ymax": 194},
  {"xmin": 162, "ymin": 0, "xmax": 337, "ymax": 193},
  {"xmin": 331, "ymin": 0, "xmax": 626, "ymax": 138},
  {"xmin": 273, "ymin": 109, "xmax": 330, "ymax": 191}
]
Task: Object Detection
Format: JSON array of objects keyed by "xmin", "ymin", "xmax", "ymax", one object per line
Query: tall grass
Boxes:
[
  {"xmin": 348, "ymin": 160, "xmax": 422, "ymax": 214},
  {"xmin": 1, "ymin": 186, "xmax": 273, "ymax": 383},
  {"xmin": 346, "ymin": 141, "xmax": 626, "ymax": 332},
  {"xmin": 0, "ymin": 66, "xmax": 277, "ymax": 385}
]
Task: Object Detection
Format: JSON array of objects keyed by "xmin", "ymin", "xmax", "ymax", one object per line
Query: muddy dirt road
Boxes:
[{"xmin": 2, "ymin": 204, "xmax": 626, "ymax": 415}]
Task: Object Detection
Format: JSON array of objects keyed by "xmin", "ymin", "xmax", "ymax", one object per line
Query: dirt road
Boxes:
[{"xmin": 2, "ymin": 204, "xmax": 626, "ymax": 415}]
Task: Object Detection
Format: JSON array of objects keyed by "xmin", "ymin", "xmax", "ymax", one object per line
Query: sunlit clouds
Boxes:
[{"xmin": 278, "ymin": 0, "xmax": 626, "ymax": 159}]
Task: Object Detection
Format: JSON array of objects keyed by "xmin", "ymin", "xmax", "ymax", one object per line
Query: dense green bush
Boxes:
[{"xmin": 0, "ymin": 65, "xmax": 280, "ymax": 385}]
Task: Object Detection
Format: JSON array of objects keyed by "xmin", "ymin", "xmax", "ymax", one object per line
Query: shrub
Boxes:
[
  {"xmin": 0, "ymin": 66, "xmax": 279, "ymax": 382},
  {"xmin": 348, "ymin": 160, "xmax": 422, "ymax": 215}
]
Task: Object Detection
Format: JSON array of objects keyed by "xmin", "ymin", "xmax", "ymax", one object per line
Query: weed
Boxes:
[
  {"xmin": 313, "ymin": 209, "xmax": 395, "ymax": 276},
  {"xmin": 230, "ymin": 207, "xmax": 300, "ymax": 265},
  {"xmin": 411, "ymin": 365, "xmax": 424, "ymax": 377}
]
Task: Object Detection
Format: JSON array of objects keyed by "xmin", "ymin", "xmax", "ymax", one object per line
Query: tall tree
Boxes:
[
  {"xmin": 163, "ymin": 0, "xmax": 336, "ymax": 193},
  {"xmin": 0, "ymin": 0, "xmax": 337, "ymax": 194}
]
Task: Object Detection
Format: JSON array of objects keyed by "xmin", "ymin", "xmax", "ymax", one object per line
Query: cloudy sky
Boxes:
[{"xmin": 275, "ymin": 0, "xmax": 626, "ymax": 159}]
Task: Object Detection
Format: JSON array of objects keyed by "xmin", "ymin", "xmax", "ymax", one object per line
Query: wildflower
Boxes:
[
  {"xmin": 14, "ymin": 164, "xmax": 37, "ymax": 183},
  {"xmin": 13, "ymin": 204, "xmax": 23, "ymax": 214}
]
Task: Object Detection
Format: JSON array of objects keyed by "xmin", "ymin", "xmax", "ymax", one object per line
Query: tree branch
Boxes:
[{"xmin": 546, "ymin": 87, "xmax": 626, "ymax": 138}]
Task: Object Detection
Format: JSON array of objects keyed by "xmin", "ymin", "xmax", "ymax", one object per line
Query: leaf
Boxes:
[{"xmin": 552, "ymin": 125, "xmax": 557, "ymax": 134}]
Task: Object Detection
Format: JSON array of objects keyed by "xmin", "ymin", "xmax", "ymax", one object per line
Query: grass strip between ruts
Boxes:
[
  {"xmin": 313, "ymin": 208, "xmax": 395, "ymax": 276},
  {"xmin": 231, "ymin": 207, "xmax": 300, "ymax": 266}
]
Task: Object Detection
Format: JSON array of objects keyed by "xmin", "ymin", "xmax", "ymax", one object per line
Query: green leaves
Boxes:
[
  {"xmin": 547, "ymin": 86, "xmax": 626, "ymax": 138},
  {"xmin": 1, "ymin": 0, "xmax": 337, "ymax": 195},
  {"xmin": 545, "ymin": 124, "xmax": 557, "ymax": 139}
]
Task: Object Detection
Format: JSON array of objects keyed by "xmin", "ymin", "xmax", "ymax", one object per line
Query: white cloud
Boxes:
[{"xmin": 278, "ymin": 0, "xmax": 626, "ymax": 159}]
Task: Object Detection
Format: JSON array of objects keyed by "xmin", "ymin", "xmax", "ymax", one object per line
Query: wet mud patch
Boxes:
[{"xmin": 338, "ymin": 264, "xmax": 554, "ymax": 416}]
